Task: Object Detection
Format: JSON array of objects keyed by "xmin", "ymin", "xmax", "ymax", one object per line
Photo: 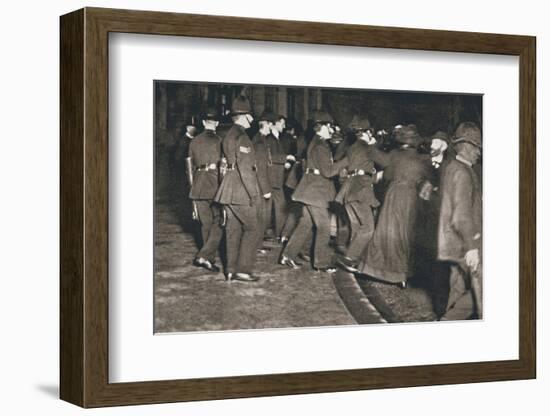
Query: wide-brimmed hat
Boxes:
[
  {"xmin": 258, "ymin": 110, "xmax": 277, "ymax": 123},
  {"xmin": 452, "ymin": 122, "xmax": 482, "ymax": 148},
  {"xmin": 348, "ymin": 115, "xmax": 372, "ymax": 131},
  {"xmin": 395, "ymin": 124, "xmax": 422, "ymax": 146},
  {"xmin": 202, "ymin": 107, "xmax": 218, "ymax": 122},
  {"xmin": 230, "ymin": 95, "xmax": 252, "ymax": 115},
  {"xmin": 431, "ymin": 130, "xmax": 449, "ymax": 143},
  {"xmin": 311, "ymin": 110, "xmax": 334, "ymax": 125}
]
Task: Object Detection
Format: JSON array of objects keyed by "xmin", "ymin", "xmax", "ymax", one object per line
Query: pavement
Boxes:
[
  {"xmin": 154, "ymin": 202, "xmax": 356, "ymax": 333},
  {"xmin": 155, "ymin": 200, "xmax": 439, "ymax": 333}
]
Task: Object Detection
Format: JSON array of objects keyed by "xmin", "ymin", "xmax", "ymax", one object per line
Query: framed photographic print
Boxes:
[{"xmin": 60, "ymin": 7, "xmax": 536, "ymax": 408}]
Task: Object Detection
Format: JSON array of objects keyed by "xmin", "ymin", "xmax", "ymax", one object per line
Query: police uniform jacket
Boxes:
[
  {"xmin": 188, "ymin": 129, "xmax": 222, "ymax": 200},
  {"xmin": 214, "ymin": 124, "xmax": 260, "ymax": 205},
  {"xmin": 285, "ymin": 135, "xmax": 308, "ymax": 190},
  {"xmin": 437, "ymin": 157, "xmax": 482, "ymax": 263},
  {"xmin": 280, "ymin": 131, "xmax": 296, "ymax": 155},
  {"xmin": 252, "ymin": 132, "xmax": 273, "ymax": 196},
  {"xmin": 266, "ymin": 134, "xmax": 287, "ymax": 189},
  {"xmin": 292, "ymin": 135, "xmax": 349, "ymax": 208},
  {"xmin": 335, "ymin": 140, "xmax": 380, "ymax": 207},
  {"xmin": 174, "ymin": 132, "xmax": 193, "ymax": 164}
]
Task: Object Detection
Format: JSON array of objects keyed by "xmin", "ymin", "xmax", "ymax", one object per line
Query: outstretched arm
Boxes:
[{"xmin": 313, "ymin": 145, "xmax": 348, "ymax": 178}]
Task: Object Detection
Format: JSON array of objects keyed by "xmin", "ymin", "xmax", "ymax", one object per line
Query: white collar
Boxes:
[
  {"xmin": 456, "ymin": 154, "xmax": 472, "ymax": 167},
  {"xmin": 432, "ymin": 154, "xmax": 444, "ymax": 164}
]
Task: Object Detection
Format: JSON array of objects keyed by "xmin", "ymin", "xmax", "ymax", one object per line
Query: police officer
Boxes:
[
  {"xmin": 438, "ymin": 122, "xmax": 483, "ymax": 320},
  {"xmin": 173, "ymin": 121, "xmax": 198, "ymax": 226},
  {"xmin": 280, "ymin": 111, "xmax": 349, "ymax": 272},
  {"xmin": 335, "ymin": 116, "xmax": 380, "ymax": 272},
  {"xmin": 267, "ymin": 115, "xmax": 290, "ymax": 240},
  {"xmin": 214, "ymin": 96, "xmax": 262, "ymax": 282},
  {"xmin": 188, "ymin": 108, "xmax": 223, "ymax": 272},
  {"xmin": 252, "ymin": 111, "xmax": 275, "ymax": 253},
  {"xmin": 281, "ymin": 122, "xmax": 309, "ymax": 243}
]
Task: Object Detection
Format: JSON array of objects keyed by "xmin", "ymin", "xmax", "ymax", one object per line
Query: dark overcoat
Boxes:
[
  {"xmin": 214, "ymin": 124, "xmax": 260, "ymax": 205},
  {"xmin": 291, "ymin": 135, "xmax": 348, "ymax": 208},
  {"xmin": 335, "ymin": 140, "xmax": 379, "ymax": 205},
  {"xmin": 285, "ymin": 135, "xmax": 308, "ymax": 190},
  {"xmin": 252, "ymin": 132, "xmax": 273, "ymax": 196},
  {"xmin": 266, "ymin": 134, "xmax": 287, "ymax": 189},
  {"xmin": 437, "ymin": 158, "xmax": 482, "ymax": 263},
  {"xmin": 188, "ymin": 129, "xmax": 221, "ymax": 200},
  {"xmin": 359, "ymin": 146, "xmax": 431, "ymax": 282},
  {"xmin": 280, "ymin": 131, "xmax": 297, "ymax": 156}
]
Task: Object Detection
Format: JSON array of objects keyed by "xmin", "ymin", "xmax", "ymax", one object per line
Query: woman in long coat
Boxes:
[{"xmin": 358, "ymin": 125, "xmax": 431, "ymax": 287}]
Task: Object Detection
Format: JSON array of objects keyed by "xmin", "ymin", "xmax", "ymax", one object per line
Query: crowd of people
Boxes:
[{"xmin": 169, "ymin": 94, "xmax": 482, "ymax": 321}]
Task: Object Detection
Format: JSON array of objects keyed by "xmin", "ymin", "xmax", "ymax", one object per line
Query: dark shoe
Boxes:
[
  {"xmin": 336, "ymin": 255, "xmax": 359, "ymax": 273},
  {"xmin": 194, "ymin": 257, "xmax": 220, "ymax": 272},
  {"xmin": 298, "ymin": 253, "xmax": 311, "ymax": 263},
  {"xmin": 234, "ymin": 273, "xmax": 260, "ymax": 282},
  {"xmin": 335, "ymin": 245, "xmax": 347, "ymax": 255},
  {"xmin": 279, "ymin": 254, "xmax": 301, "ymax": 269}
]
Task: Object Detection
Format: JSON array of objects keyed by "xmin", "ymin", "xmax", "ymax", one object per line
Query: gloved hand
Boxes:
[
  {"xmin": 284, "ymin": 162, "xmax": 292, "ymax": 170},
  {"xmin": 263, "ymin": 193, "xmax": 272, "ymax": 199},
  {"xmin": 465, "ymin": 249, "xmax": 480, "ymax": 272},
  {"xmin": 418, "ymin": 181, "xmax": 434, "ymax": 201},
  {"xmin": 339, "ymin": 168, "xmax": 348, "ymax": 179}
]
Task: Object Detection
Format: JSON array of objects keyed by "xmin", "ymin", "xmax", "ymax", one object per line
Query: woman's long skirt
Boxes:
[{"xmin": 358, "ymin": 181, "xmax": 418, "ymax": 283}]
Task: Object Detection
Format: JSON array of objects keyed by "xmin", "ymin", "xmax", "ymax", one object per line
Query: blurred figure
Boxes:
[
  {"xmin": 281, "ymin": 121, "xmax": 309, "ymax": 243},
  {"xmin": 438, "ymin": 122, "xmax": 483, "ymax": 320},
  {"xmin": 335, "ymin": 116, "xmax": 379, "ymax": 272},
  {"xmin": 267, "ymin": 115, "xmax": 291, "ymax": 239},
  {"xmin": 415, "ymin": 130, "xmax": 452, "ymax": 315},
  {"xmin": 214, "ymin": 96, "xmax": 261, "ymax": 282},
  {"xmin": 358, "ymin": 124, "xmax": 432, "ymax": 288},
  {"xmin": 280, "ymin": 118, "xmax": 299, "ymax": 158},
  {"xmin": 172, "ymin": 121, "xmax": 198, "ymax": 227},
  {"xmin": 188, "ymin": 108, "xmax": 223, "ymax": 272},
  {"xmin": 252, "ymin": 111, "xmax": 275, "ymax": 254},
  {"xmin": 280, "ymin": 111, "xmax": 348, "ymax": 273},
  {"xmin": 331, "ymin": 126, "xmax": 353, "ymax": 254}
]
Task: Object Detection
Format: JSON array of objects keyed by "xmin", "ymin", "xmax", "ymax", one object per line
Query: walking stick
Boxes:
[{"xmin": 470, "ymin": 266, "xmax": 483, "ymax": 319}]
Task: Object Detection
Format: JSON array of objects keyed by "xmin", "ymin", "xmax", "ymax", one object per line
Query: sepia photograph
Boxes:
[{"xmin": 154, "ymin": 81, "xmax": 482, "ymax": 333}]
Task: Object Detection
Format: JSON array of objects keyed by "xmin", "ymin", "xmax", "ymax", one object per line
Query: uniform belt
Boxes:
[
  {"xmin": 305, "ymin": 168, "xmax": 321, "ymax": 175},
  {"xmin": 348, "ymin": 169, "xmax": 373, "ymax": 177},
  {"xmin": 197, "ymin": 163, "xmax": 217, "ymax": 171},
  {"xmin": 226, "ymin": 163, "xmax": 236, "ymax": 170}
]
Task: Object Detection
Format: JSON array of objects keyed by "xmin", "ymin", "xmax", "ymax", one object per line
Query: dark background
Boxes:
[
  {"xmin": 154, "ymin": 81, "xmax": 482, "ymax": 201},
  {"xmin": 154, "ymin": 81, "xmax": 482, "ymax": 138}
]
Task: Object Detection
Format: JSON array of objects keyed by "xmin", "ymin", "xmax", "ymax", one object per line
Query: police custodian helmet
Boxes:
[{"xmin": 230, "ymin": 95, "xmax": 252, "ymax": 115}]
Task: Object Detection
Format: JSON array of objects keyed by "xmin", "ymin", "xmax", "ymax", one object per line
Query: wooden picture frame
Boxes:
[{"xmin": 60, "ymin": 7, "xmax": 536, "ymax": 408}]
